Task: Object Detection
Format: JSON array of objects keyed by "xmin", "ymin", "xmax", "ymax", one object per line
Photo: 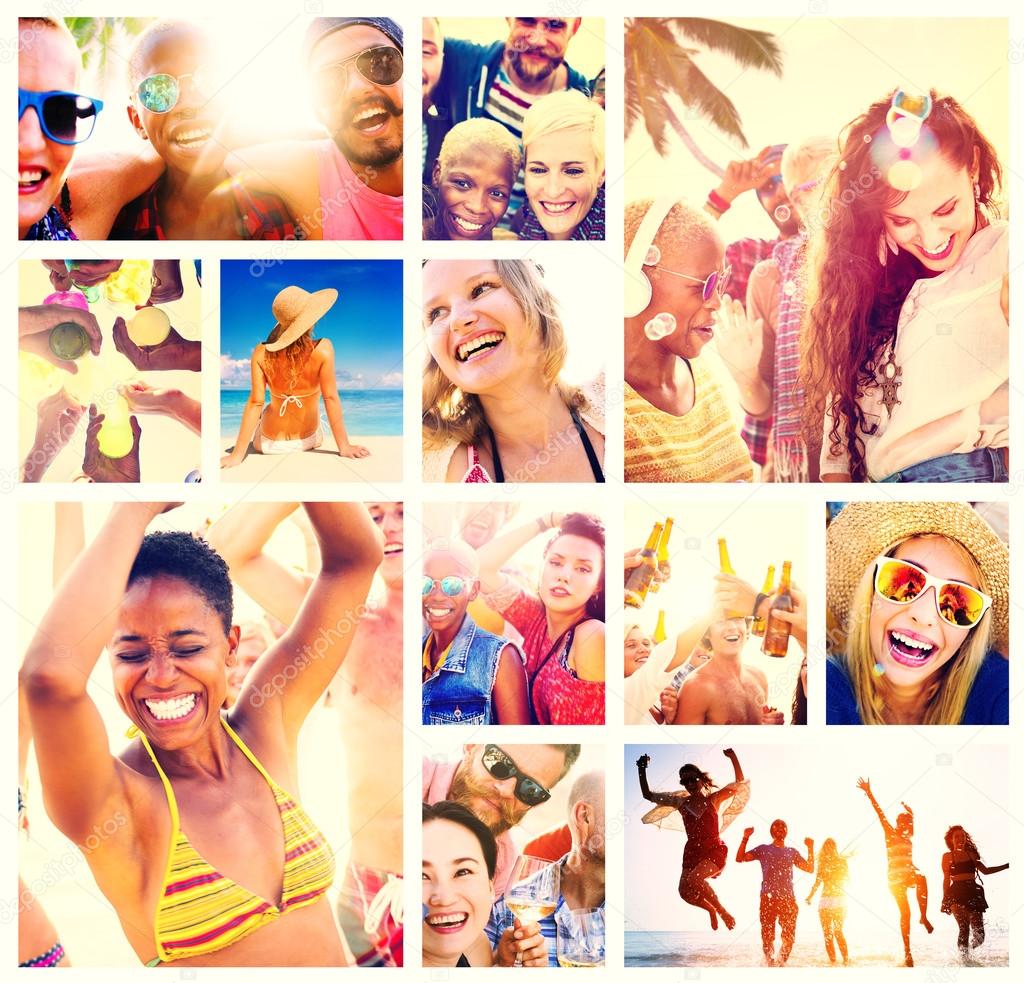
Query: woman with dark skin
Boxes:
[
  {"xmin": 21, "ymin": 501, "xmax": 382, "ymax": 966},
  {"xmin": 941, "ymin": 825, "xmax": 1008, "ymax": 958},
  {"xmin": 637, "ymin": 749, "xmax": 744, "ymax": 929},
  {"xmin": 857, "ymin": 777, "xmax": 933, "ymax": 966}
]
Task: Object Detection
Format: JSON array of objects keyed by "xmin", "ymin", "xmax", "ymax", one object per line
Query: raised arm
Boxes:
[
  {"xmin": 21, "ymin": 503, "xmax": 168, "ymax": 843},
  {"xmin": 736, "ymin": 827, "xmax": 758, "ymax": 863},
  {"xmin": 636, "ymin": 754, "xmax": 678, "ymax": 806},
  {"xmin": 857, "ymin": 777, "xmax": 892, "ymax": 833},
  {"xmin": 222, "ymin": 349, "xmax": 267, "ymax": 468},
  {"xmin": 234, "ymin": 503, "xmax": 382, "ymax": 739},
  {"xmin": 708, "ymin": 748, "xmax": 744, "ymax": 807},
  {"xmin": 795, "ymin": 837, "xmax": 815, "ymax": 873},
  {"xmin": 318, "ymin": 340, "xmax": 370, "ymax": 458},
  {"xmin": 205, "ymin": 502, "xmax": 309, "ymax": 626},
  {"xmin": 475, "ymin": 514, "xmax": 559, "ymax": 591}
]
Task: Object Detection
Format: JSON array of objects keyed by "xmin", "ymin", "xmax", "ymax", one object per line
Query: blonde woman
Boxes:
[
  {"xmin": 516, "ymin": 90, "xmax": 605, "ymax": 240},
  {"xmin": 221, "ymin": 285, "xmax": 369, "ymax": 467},
  {"xmin": 422, "ymin": 258, "xmax": 604, "ymax": 483},
  {"xmin": 826, "ymin": 502, "xmax": 1007, "ymax": 725}
]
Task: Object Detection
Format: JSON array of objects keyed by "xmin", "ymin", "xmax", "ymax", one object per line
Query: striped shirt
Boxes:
[{"xmin": 624, "ymin": 358, "xmax": 754, "ymax": 482}]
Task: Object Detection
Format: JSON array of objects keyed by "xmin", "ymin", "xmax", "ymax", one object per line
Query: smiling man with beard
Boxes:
[
  {"xmin": 227, "ymin": 17, "xmax": 404, "ymax": 241},
  {"xmin": 423, "ymin": 743, "xmax": 580, "ymax": 896},
  {"xmin": 423, "ymin": 17, "xmax": 590, "ymax": 227}
]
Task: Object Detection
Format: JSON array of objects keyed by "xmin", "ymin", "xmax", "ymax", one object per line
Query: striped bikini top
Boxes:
[{"xmin": 133, "ymin": 717, "xmax": 335, "ymax": 965}]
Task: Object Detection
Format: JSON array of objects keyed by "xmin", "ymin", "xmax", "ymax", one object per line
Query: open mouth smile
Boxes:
[
  {"xmin": 143, "ymin": 692, "xmax": 199, "ymax": 722},
  {"xmin": 384, "ymin": 542, "xmax": 403, "ymax": 556},
  {"xmin": 19, "ymin": 166, "xmax": 50, "ymax": 195},
  {"xmin": 887, "ymin": 629, "xmax": 937, "ymax": 667},
  {"xmin": 425, "ymin": 911, "xmax": 469, "ymax": 933},
  {"xmin": 351, "ymin": 104, "xmax": 392, "ymax": 135},
  {"xmin": 539, "ymin": 199, "xmax": 576, "ymax": 216},
  {"xmin": 918, "ymin": 234, "xmax": 955, "ymax": 260},
  {"xmin": 456, "ymin": 332, "xmax": 504, "ymax": 362},
  {"xmin": 425, "ymin": 605, "xmax": 455, "ymax": 619}
]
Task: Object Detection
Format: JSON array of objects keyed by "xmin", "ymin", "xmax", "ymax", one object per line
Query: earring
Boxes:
[
  {"xmin": 877, "ymin": 231, "xmax": 899, "ymax": 267},
  {"xmin": 644, "ymin": 312, "xmax": 676, "ymax": 340},
  {"xmin": 973, "ymin": 180, "xmax": 981, "ymax": 202}
]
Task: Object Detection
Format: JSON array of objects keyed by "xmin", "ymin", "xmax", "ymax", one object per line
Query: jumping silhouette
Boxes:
[
  {"xmin": 941, "ymin": 825, "xmax": 1008, "ymax": 960},
  {"xmin": 806, "ymin": 837, "xmax": 851, "ymax": 964}
]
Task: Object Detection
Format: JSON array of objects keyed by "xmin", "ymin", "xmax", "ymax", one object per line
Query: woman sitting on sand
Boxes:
[
  {"xmin": 21, "ymin": 501, "xmax": 382, "ymax": 966},
  {"xmin": 422, "ymin": 258, "xmax": 605, "ymax": 483},
  {"xmin": 221, "ymin": 285, "xmax": 370, "ymax": 467},
  {"xmin": 423, "ymin": 119, "xmax": 520, "ymax": 241}
]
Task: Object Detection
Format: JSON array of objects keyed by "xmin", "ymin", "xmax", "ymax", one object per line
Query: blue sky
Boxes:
[{"xmin": 220, "ymin": 259, "xmax": 404, "ymax": 390}]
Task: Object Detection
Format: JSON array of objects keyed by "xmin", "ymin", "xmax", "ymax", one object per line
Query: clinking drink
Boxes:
[
  {"xmin": 762, "ymin": 560, "xmax": 793, "ymax": 657},
  {"xmin": 625, "ymin": 522, "xmax": 662, "ymax": 608},
  {"xmin": 648, "ymin": 517, "xmax": 673, "ymax": 593},
  {"xmin": 751, "ymin": 565, "xmax": 776, "ymax": 637},
  {"xmin": 718, "ymin": 538, "xmax": 745, "ymax": 619}
]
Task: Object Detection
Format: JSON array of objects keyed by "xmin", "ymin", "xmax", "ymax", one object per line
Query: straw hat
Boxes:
[
  {"xmin": 264, "ymin": 286, "xmax": 338, "ymax": 352},
  {"xmin": 826, "ymin": 502, "xmax": 1008, "ymax": 649}
]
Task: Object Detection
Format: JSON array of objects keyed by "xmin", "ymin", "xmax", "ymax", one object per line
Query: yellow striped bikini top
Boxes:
[{"xmin": 132, "ymin": 717, "xmax": 335, "ymax": 965}]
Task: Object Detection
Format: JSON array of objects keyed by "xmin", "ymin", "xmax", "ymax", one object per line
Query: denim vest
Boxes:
[{"xmin": 422, "ymin": 614, "xmax": 514, "ymax": 725}]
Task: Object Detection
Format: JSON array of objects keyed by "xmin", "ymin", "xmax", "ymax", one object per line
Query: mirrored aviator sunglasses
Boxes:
[
  {"xmin": 873, "ymin": 556, "xmax": 992, "ymax": 629},
  {"xmin": 422, "ymin": 575, "xmax": 468, "ymax": 597},
  {"xmin": 136, "ymin": 71, "xmax": 209, "ymax": 114},
  {"xmin": 19, "ymin": 89, "xmax": 104, "ymax": 145},
  {"xmin": 481, "ymin": 745, "xmax": 551, "ymax": 806},
  {"xmin": 316, "ymin": 46, "xmax": 403, "ymax": 94}
]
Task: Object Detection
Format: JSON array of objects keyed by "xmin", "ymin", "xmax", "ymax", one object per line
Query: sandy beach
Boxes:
[{"xmin": 220, "ymin": 433, "xmax": 402, "ymax": 483}]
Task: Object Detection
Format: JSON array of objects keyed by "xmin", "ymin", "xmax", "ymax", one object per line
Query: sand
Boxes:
[{"xmin": 220, "ymin": 433, "xmax": 402, "ymax": 483}]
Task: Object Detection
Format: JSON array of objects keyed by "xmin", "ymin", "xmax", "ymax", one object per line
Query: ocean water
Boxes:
[
  {"xmin": 624, "ymin": 930, "xmax": 1008, "ymax": 968},
  {"xmin": 220, "ymin": 388, "xmax": 403, "ymax": 439}
]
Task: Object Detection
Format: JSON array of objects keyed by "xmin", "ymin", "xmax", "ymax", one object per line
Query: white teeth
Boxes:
[
  {"xmin": 921, "ymin": 236, "xmax": 951, "ymax": 256},
  {"xmin": 541, "ymin": 200, "xmax": 575, "ymax": 213},
  {"xmin": 19, "ymin": 169, "xmax": 44, "ymax": 183},
  {"xmin": 452, "ymin": 215, "xmax": 484, "ymax": 233},
  {"xmin": 426, "ymin": 607, "xmax": 452, "ymax": 617},
  {"xmin": 457, "ymin": 332, "xmax": 504, "ymax": 361},
  {"xmin": 427, "ymin": 912, "xmax": 467, "ymax": 926},
  {"xmin": 145, "ymin": 693, "xmax": 197, "ymax": 720},
  {"xmin": 176, "ymin": 128, "xmax": 211, "ymax": 145},
  {"xmin": 354, "ymin": 106, "xmax": 387, "ymax": 123},
  {"xmin": 383, "ymin": 543, "xmax": 403, "ymax": 554},
  {"xmin": 891, "ymin": 631, "xmax": 933, "ymax": 651}
]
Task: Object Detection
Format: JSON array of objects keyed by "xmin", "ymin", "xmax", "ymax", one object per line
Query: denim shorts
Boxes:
[{"xmin": 877, "ymin": 448, "xmax": 1008, "ymax": 484}]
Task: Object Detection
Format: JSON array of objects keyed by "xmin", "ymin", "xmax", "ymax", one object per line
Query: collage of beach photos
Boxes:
[{"xmin": 4, "ymin": 1, "xmax": 1019, "ymax": 977}]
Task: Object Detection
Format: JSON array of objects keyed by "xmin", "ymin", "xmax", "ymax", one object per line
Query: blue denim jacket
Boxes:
[{"xmin": 422, "ymin": 614, "xmax": 516, "ymax": 725}]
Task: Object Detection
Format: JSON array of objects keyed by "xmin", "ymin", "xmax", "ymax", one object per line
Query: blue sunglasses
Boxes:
[
  {"xmin": 422, "ymin": 576, "xmax": 470, "ymax": 597},
  {"xmin": 19, "ymin": 88, "xmax": 103, "ymax": 145}
]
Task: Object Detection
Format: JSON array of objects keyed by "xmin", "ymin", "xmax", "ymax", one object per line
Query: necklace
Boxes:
[{"xmin": 875, "ymin": 339, "xmax": 902, "ymax": 418}]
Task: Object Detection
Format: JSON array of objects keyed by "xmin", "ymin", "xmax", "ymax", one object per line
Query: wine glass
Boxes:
[
  {"xmin": 556, "ymin": 907, "xmax": 605, "ymax": 967},
  {"xmin": 504, "ymin": 856, "xmax": 560, "ymax": 965}
]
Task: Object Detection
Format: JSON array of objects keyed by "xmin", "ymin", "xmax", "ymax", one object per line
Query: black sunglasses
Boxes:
[
  {"xmin": 481, "ymin": 744, "xmax": 551, "ymax": 806},
  {"xmin": 313, "ymin": 46, "xmax": 403, "ymax": 96}
]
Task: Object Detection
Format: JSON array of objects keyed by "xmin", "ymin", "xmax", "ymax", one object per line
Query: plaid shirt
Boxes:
[
  {"xmin": 110, "ymin": 178, "xmax": 303, "ymax": 240},
  {"xmin": 726, "ymin": 236, "xmax": 779, "ymax": 467}
]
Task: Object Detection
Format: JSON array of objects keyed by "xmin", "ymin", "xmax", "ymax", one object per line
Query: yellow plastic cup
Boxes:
[
  {"xmin": 127, "ymin": 307, "xmax": 172, "ymax": 347},
  {"xmin": 97, "ymin": 395, "xmax": 134, "ymax": 459}
]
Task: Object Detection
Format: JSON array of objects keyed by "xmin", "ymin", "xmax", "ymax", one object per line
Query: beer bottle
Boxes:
[
  {"xmin": 652, "ymin": 610, "xmax": 667, "ymax": 645},
  {"xmin": 751, "ymin": 565, "xmax": 776, "ymax": 637},
  {"xmin": 762, "ymin": 561, "xmax": 794, "ymax": 657},
  {"xmin": 718, "ymin": 538, "xmax": 745, "ymax": 619},
  {"xmin": 649, "ymin": 518, "xmax": 673, "ymax": 593},
  {"xmin": 625, "ymin": 522, "xmax": 662, "ymax": 608}
]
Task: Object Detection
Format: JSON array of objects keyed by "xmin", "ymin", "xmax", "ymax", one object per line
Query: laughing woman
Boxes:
[
  {"xmin": 803, "ymin": 90, "xmax": 1008, "ymax": 482},
  {"xmin": 826, "ymin": 502, "xmax": 1008, "ymax": 725},
  {"xmin": 422, "ymin": 258, "xmax": 605, "ymax": 483},
  {"xmin": 21, "ymin": 501, "xmax": 382, "ymax": 966}
]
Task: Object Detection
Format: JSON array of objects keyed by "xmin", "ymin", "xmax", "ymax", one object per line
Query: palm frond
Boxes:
[{"xmin": 662, "ymin": 18, "xmax": 783, "ymax": 76}]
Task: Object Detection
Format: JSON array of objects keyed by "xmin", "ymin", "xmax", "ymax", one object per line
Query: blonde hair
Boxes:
[
  {"xmin": 422, "ymin": 259, "xmax": 584, "ymax": 448},
  {"xmin": 781, "ymin": 135, "xmax": 836, "ymax": 214},
  {"xmin": 522, "ymin": 90, "xmax": 605, "ymax": 176},
  {"xmin": 624, "ymin": 197, "xmax": 718, "ymax": 260},
  {"xmin": 841, "ymin": 534, "xmax": 991, "ymax": 725},
  {"xmin": 437, "ymin": 118, "xmax": 522, "ymax": 178},
  {"xmin": 261, "ymin": 328, "xmax": 316, "ymax": 392},
  {"xmin": 624, "ymin": 622, "xmax": 643, "ymax": 643}
]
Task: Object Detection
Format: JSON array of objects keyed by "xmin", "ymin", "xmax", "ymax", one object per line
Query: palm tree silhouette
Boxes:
[{"xmin": 625, "ymin": 18, "xmax": 783, "ymax": 175}]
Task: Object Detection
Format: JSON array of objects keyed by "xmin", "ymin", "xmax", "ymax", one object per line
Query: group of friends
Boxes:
[
  {"xmin": 638, "ymin": 752, "xmax": 1008, "ymax": 967},
  {"xmin": 423, "ymin": 744, "xmax": 605, "ymax": 967},
  {"xmin": 20, "ymin": 501, "xmax": 404, "ymax": 967},
  {"xmin": 624, "ymin": 89, "xmax": 1008, "ymax": 483},
  {"xmin": 19, "ymin": 16, "xmax": 404, "ymax": 240},
  {"xmin": 422, "ymin": 505, "xmax": 605, "ymax": 724},
  {"xmin": 422, "ymin": 17, "xmax": 605, "ymax": 240}
]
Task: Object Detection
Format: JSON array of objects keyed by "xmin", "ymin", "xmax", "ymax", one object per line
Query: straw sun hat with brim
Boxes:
[
  {"xmin": 826, "ymin": 501, "xmax": 1008, "ymax": 650},
  {"xmin": 263, "ymin": 286, "xmax": 338, "ymax": 352}
]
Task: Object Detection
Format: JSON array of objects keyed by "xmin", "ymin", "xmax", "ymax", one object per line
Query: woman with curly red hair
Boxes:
[{"xmin": 802, "ymin": 90, "xmax": 1007, "ymax": 483}]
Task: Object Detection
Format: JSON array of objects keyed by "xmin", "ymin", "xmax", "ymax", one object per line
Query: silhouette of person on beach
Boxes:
[
  {"xmin": 857, "ymin": 777, "xmax": 933, "ymax": 966},
  {"xmin": 736, "ymin": 820, "xmax": 814, "ymax": 965},
  {"xmin": 636, "ymin": 749, "xmax": 747, "ymax": 930},
  {"xmin": 941, "ymin": 825, "xmax": 1008, "ymax": 960},
  {"xmin": 806, "ymin": 837, "xmax": 850, "ymax": 964}
]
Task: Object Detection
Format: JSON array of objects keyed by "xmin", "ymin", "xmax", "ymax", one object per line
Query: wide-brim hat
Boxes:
[
  {"xmin": 826, "ymin": 502, "xmax": 1008, "ymax": 650},
  {"xmin": 264, "ymin": 285, "xmax": 338, "ymax": 352}
]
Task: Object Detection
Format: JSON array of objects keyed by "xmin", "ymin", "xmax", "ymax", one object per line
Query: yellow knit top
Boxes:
[{"xmin": 624, "ymin": 358, "xmax": 754, "ymax": 483}]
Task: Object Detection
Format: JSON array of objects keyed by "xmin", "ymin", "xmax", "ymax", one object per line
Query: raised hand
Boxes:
[
  {"xmin": 83, "ymin": 404, "xmax": 141, "ymax": 483},
  {"xmin": 113, "ymin": 316, "xmax": 201, "ymax": 372}
]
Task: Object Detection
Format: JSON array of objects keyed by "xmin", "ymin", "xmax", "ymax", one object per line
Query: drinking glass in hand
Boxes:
[
  {"xmin": 504, "ymin": 856, "xmax": 560, "ymax": 964},
  {"xmin": 556, "ymin": 907, "xmax": 605, "ymax": 967}
]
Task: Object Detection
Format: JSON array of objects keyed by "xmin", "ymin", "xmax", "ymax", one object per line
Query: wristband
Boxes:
[{"xmin": 708, "ymin": 189, "xmax": 732, "ymax": 214}]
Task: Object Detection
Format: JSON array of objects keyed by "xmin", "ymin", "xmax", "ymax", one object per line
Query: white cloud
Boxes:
[{"xmin": 221, "ymin": 356, "xmax": 249, "ymax": 387}]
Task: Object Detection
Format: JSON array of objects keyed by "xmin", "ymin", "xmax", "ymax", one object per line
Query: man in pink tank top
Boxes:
[{"xmin": 226, "ymin": 18, "xmax": 403, "ymax": 240}]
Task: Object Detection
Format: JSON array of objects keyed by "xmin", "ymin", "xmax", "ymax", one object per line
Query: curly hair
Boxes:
[
  {"xmin": 544, "ymin": 512, "xmax": 606, "ymax": 621},
  {"xmin": 128, "ymin": 531, "xmax": 233, "ymax": 634},
  {"xmin": 422, "ymin": 259, "xmax": 586, "ymax": 448},
  {"xmin": 262, "ymin": 326, "xmax": 317, "ymax": 393},
  {"xmin": 944, "ymin": 824, "xmax": 982, "ymax": 861},
  {"xmin": 801, "ymin": 90, "xmax": 1002, "ymax": 481}
]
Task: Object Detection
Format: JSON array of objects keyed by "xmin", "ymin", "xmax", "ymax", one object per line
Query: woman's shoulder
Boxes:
[
  {"xmin": 422, "ymin": 438, "xmax": 462, "ymax": 482},
  {"xmin": 579, "ymin": 373, "xmax": 606, "ymax": 436}
]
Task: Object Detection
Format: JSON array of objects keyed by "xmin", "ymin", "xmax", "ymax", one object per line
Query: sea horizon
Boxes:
[{"xmin": 220, "ymin": 387, "xmax": 403, "ymax": 439}]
